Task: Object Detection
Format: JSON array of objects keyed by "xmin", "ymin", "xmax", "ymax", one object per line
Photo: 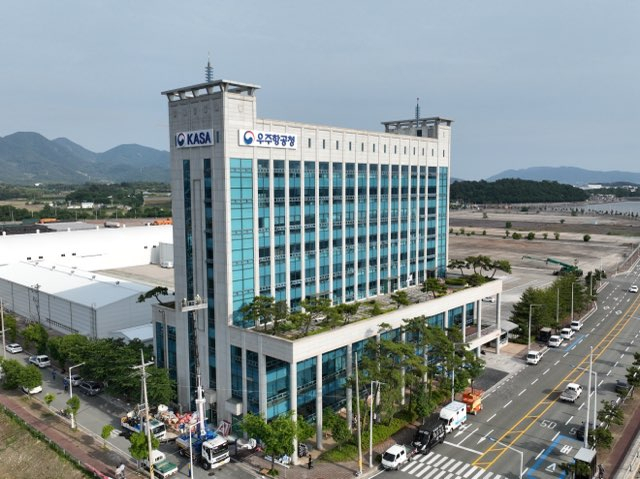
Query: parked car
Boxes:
[
  {"xmin": 68, "ymin": 374, "xmax": 83, "ymax": 386},
  {"xmin": 629, "ymin": 285, "xmax": 638, "ymax": 293},
  {"xmin": 5, "ymin": 343, "xmax": 23, "ymax": 354},
  {"xmin": 482, "ymin": 296, "xmax": 496, "ymax": 303},
  {"xmin": 78, "ymin": 380, "xmax": 103, "ymax": 396},
  {"xmin": 560, "ymin": 328, "xmax": 575, "ymax": 340},
  {"xmin": 570, "ymin": 320, "xmax": 582, "ymax": 331},
  {"xmin": 548, "ymin": 335, "xmax": 563, "ymax": 347},
  {"xmin": 28, "ymin": 355, "xmax": 51, "ymax": 368},
  {"xmin": 21, "ymin": 384, "xmax": 43, "ymax": 395}
]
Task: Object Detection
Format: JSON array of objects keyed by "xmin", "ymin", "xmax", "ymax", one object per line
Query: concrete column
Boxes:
[
  {"xmin": 476, "ymin": 300, "xmax": 482, "ymax": 357},
  {"xmin": 346, "ymin": 344, "xmax": 353, "ymax": 431},
  {"xmin": 315, "ymin": 354, "xmax": 323, "ymax": 450},
  {"xmin": 258, "ymin": 351, "xmax": 267, "ymax": 416},
  {"xmin": 241, "ymin": 346, "xmax": 248, "ymax": 415},
  {"xmin": 289, "ymin": 360, "xmax": 298, "ymax": 465},
  {"xmin": 462, "ymin": 307, "xmax": 467, "ymax": 342}
]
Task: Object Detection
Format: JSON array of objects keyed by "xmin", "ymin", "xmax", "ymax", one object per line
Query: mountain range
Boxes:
[
  {"xmin": 487, "ymin": 166, "xmax": 640, "ymax": 186},
  {"xmin": 0, "ymin": 132, "xmax": 169, "ymax": 184}
]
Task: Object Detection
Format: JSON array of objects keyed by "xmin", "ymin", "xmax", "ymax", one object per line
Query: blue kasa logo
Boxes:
[
  {"xmin": 243, "ymin": 130, "xmax": 255, "ymax": 145},
  {"xmin": 176, "ymin": 132, "xmax": 186, "ymax": 147}
]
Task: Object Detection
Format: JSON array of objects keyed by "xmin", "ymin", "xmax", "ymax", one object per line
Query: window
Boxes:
[
  {"xmin": 308, "ymin": 138, "xmax": 311, "ymax": 148},
  {"xmin": 422, "ymin": 148, "xmax": 424, "ymax": 156},
  {"xmin": 442, "ymin": 149, "xmax": 445, "ymax": 157},
  {"xmin": 394, "ymin": 145, "xmax": 397, "ymax": 154},
  {"xmin": 413, "ymin": 147, "xmax": 416, "ymax": 155},
  {"xmin": 349, "ymin": 141, "xmax": 352, "ymax": 151},
  {"xmin": 361, "ymin": 143, "xmax": 364, "ymax": 152},
  {"xmin": 384, "ymin": 144, "xmax": 387, "ymax": 153},
  {"xmin": 431, "ymin": 148, "xmax": 434, "ymax": 156},
  {"xmin": 322, "ymin": 139, "xmax": 326, "ymax": 149},
  {"xmin": 373, "ymin": 144, "xmax": 376, "ymax": 153},
  {"xmin": 336, "ymin": 140, "xmax": 339, "ymax": 150},
  {"xmin": 216, "ymin": 131, "xmax": 220, "ymax": 143}
]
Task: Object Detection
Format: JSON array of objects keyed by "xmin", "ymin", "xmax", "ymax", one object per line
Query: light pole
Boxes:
[
  {"xmin": 188, "ymin": 425, "xmax": 194, "ymax": 477},
  {"xmin": 369, "ymin": 380, "xmax": 384, "ymax": 468},
  {"xmin": 1, "ymin": 298, "xmax": 6, "ymax": 360},
  {"xmin": 488, "ymin": 436, "xmax": 523, "ymax": 479},
  {"xmin": 528, "ymin": 304, "xmax": 543, "ymax": 352},
  {"xmin": 68, "ymin": 362, "xmax": 85, "ymax": 429}
]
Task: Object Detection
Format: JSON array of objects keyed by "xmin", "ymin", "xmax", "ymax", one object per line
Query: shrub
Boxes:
[
  {"xmin": 482, "ymin": 230, "xmax": 486, "ymax": 236},
  {"xmin": 542, "ymin": 233, "xmax": 548, "ymax": 239},
  {"xmin": 505, "ymin": 221, "xmax": 512, "ymax": 229},
  {"xmin": 583, "ymin": 234, "xmax": 591, "ymax": 242},
  {"xmin": 554, "ymin": 232, "xmax": 560, "ymax": 240},
  {"xmin": 527, "ymin": 232, "xmax": 535, "ymax": 240},
  {"xmin": 445, "ymin": 277, "xmax": 467, "ymax": 286},
  {"xmin": 512, "ymin": 232, "xmax": 522, "ymax": 240}
]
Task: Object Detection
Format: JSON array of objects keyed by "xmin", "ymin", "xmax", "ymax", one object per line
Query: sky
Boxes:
[{"xmin": 2, "ymin": 1, "xmax": 638, "ymax": 180}]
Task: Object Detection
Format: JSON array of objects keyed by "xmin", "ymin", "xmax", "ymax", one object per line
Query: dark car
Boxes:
[{"xmin": 78, "ymin": 381, "xmax": 102, "ymax": 396}]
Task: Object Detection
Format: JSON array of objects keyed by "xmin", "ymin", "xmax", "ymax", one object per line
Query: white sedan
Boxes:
[
  {"xmin": 5, "ymin": 343, "xmax": 23, "ymax": 354},
  {"xmin": 629, "ymin": 285, "xmax": 638, "ymax": 293},
  {"xmin": 21, "ymin": 384, "xmax": 43, "ymax": 395}
]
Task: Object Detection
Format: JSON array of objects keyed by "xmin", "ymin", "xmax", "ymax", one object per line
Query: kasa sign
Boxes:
[{"xmin": 175, "ymin": 129, "xmax": 214, "ymax": 148}]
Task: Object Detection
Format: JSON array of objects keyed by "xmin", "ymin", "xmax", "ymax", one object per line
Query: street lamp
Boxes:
[
  {"xmin": 1, "ymin": 298, "xmax": 7, "ymax": 360},
  {"xmin": 68, "ymin": 362, "xmax": 85, "ymax": 429},
  {"xmin": 528, "ymin": 304, "xmax": 543, "ymax": 352},
  {"xmin": 488, "ymin": 436, "xmax": 523, "ymax": 479}
]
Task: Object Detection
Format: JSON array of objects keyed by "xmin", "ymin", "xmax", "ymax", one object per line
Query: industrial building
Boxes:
[
  {"xmin": 157, "ymin": 79, "xmax": 504, "ymax": 445},
  {"xmin": 0, "ymin": 224, "xmax": 174, "ymax": 340}
]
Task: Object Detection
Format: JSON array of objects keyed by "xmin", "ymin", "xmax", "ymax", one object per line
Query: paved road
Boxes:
[{"xmin": 385, "ymin": 263, "xmax": 640, "ymax": 479}]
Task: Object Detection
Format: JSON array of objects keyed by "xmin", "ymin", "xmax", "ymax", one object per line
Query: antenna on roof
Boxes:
[
  {"xmin": 205, "ymin": 53, "xmax": 213, "ymax": 82},
  {"xmin": 415, "ymin": 97, "xmax": 420, "ymax": 129}
]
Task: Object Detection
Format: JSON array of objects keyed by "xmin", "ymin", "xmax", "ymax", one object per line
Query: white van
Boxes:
[
  {"xmin": 527, "ymin": 350, "xmax": 542, "ymax": 365},
  {"xmin": 439, "ymin": 401, "xmax": 467, "ymax": 433},
  {"xmin": 548, "ymin": 335, "xmax": 562, "ymax": 347},
  {"xmin": 570, "ymin": 320, "xmax": 582, "ymax": 331}
]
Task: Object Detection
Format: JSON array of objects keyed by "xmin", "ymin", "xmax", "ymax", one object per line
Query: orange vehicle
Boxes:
[
  {"xmin": 461, "ymin": 388, "xmax": 483, "ymax": 415},
  {"xmin": 152, "ymin": 218, "xmax": 173, "ymax": 226}
]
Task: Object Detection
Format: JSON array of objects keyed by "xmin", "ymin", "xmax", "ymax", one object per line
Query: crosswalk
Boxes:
[{"xmin": 400, "ymin": 451, "xmax": 503, "ymax": 479}]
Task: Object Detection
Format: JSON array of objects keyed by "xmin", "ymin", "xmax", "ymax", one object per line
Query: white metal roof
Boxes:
[{"xmin": 0, "ymin": 262, "xmax": 152, "ymax": 308}]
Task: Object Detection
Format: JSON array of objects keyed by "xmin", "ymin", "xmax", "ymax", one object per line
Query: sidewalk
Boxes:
[{"xmin": 0, "ymin": 391, "xmax": 142, "ymax": 479}]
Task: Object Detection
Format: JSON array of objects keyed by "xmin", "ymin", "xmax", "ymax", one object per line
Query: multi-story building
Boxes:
[{"xmin": 156, "ymin": 79, "xmax": 503, "ymax": 446}]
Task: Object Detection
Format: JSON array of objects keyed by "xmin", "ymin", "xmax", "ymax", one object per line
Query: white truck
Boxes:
[
  {"xmin": 142, "ymin": 450, "xmax": 178, "ymax": 479},
  {"xmin": 176, "ymin": 432, "xmax": 230, "ymax": 470},
  {"xmin": 381, "ymin": 444, "xmax": 416, "ymax": 470},
  {"xmin": 439, "ymin": 401, "xmax": 467, "ymax": 433},
  {"xmin": 120, "ymin": 413, "xmax": 167, "ymax": 440},
  {"xmin": 560, "ymin": 383, "xmax": 583, "ymax": 403}
]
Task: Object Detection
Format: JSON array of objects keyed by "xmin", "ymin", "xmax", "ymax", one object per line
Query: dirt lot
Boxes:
[
  {"xmin": 449, "ymin": 208, "xmax": 640, "ymax": 275},
  {"xmin": 0, "ymin": 408, "xmax": 86, "ymax": 479}
]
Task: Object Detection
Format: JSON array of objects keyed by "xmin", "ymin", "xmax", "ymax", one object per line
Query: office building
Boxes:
[{"xmin": 156, "ymin": 79, "xmax": 503, "ymax": 445}]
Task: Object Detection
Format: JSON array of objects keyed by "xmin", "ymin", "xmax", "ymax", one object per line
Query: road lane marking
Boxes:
[
  {"xmin": 487, "ymin": 413, "xmax": 496, "ymax": 422},
  {"xmin": 518, "ymin": 389, "xmax": 526, "ymax": 397},
  {"xmin": 552, "ymin": 431, "xmax": 560, "ymax": 441},
  {"xmin": 554, "ymin": 360, "xmax": 560, "ymax": 365},
  {"xmin": 503, "ymin": 400, "xmax": 512, "ymax": 408},
  {"xmin": 543, "ymin": 368, "xmax": 550, "ymax": 375},
  {"xmin": 531, "ymin": 378, "xmax": 539, "ymax": 385},
  {"xmin": 535, "ymin": 449, "xmax": 545, "ymax": 460},
  {"xmin": 459, "ymin": 427, "xmax": 479, "ymax": 445},
  {"xmin": 478, "ymin": 429, "xmax": 493, "ymax": 445},
  {"xmin": 444, "ymin": 440, "xmax": 483, "ymax": 455},
  {"xmin": 565, "ymin": 415, "xmax": 574, "ymax": 425}
]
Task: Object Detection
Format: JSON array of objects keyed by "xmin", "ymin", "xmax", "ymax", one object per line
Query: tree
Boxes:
[
  {"xmin": 272, "ymin": 300, "xmax": 290, "ymax": 334},
  {"xmin": 554, "ymin": 232, "xmax": 560, "ymax": 240},
  {"xmin": 488, "ymin": 259, "xmax": 512, "ymax": 278},
  {"xmin": 23, "ymin": 323, "xmax": 49, "ymax": 354},
  {"xmin": 3, "ymin": 313, "xmax": 18, "ymax": 342},
  {"xmin": 335, "ymin": 303, "xmax": 360, "ymax": 325},
  {"xmin": 146, "ymin": 366, "xmax": 176, "ymax": 405},
  {"xmin": 19, "ymin": 365, "xmax": 42, "ymax": 397},
  {"xmin": 299, "ymin": 297, "xmax": 332, "ymax": 335},
  {"xmin": 48, "ymin": 334, "xmax": 89, "ymax": 372},
  {"xmin": 447, "ymin": 259, "xmax": 467, "ymax": 276},
  {"xmin": 512, "ymin": 232, "xmax": 522, "ymax": 240},
  {"xmin": 137, "ymin": 286, "xmax": 170, "ymax": 306},
  {"xmin": 241, "ymin": 295, "xmax": 275, "ymax": 331},
  {"xmin": 527, "ymin": 232, "xmax": 535, "ymax": 240},
  {"xmin": 583, "ymin": 234, "xmax": 591, "ymax": 242},
  {"xmin": 505, "ymin": 221, "xmax": 512, "ymax": 229},
  {"xmin": 591, "ymin": 426, "xmax": 613, "ymax": 450},
  {"xmin": 598, "ymin": 400, "xmax": 623, "ymax": 428},
  {"xmin": 390, "ymin": 291, "xmax": 410, "ymax": 309},
  {"xmin": 241, "ymin": 411, "xmax": 297, "ymax": 473},
  {"xmin": 66, "ymin": 395, "xmax": 80, "ymax": 422},
  {"xmin": 1, "ymin": 359, "xmax": 24, "ymax": 389},
  {"xmin": 44, "ymin": 393, "xmax": 56, "ymax": 408},
  {"xmin": 129, "ymin": 431, "xmax": 159, "ymax": 462},
  {"xmin": 422, "ymin": 278, "xmax": 447, "ymax": 298},
  {"xmin": 296, "ymin": 416, "xmax": 315, "ymax": 445},
  {"xmin": 101, "ymin": 424, "xmax": 115, "ymax": 448},
  {"xmin": 626, "ymin": 365, "xmax": 640, "ymax": 396},
  {"xmin": 465, "ymin": 255, "xmax": 492, "ymax": 276}
]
